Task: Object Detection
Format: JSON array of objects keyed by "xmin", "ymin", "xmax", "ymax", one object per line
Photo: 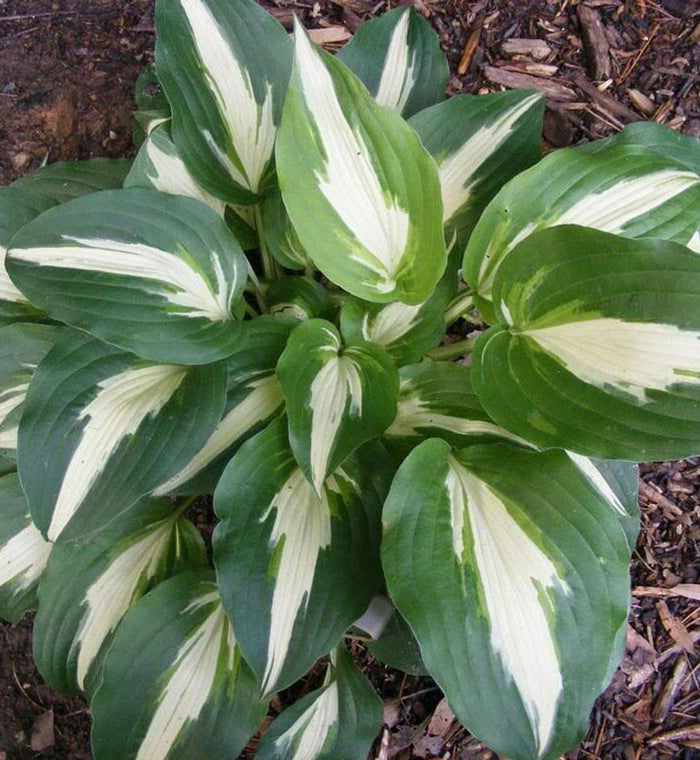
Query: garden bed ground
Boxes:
[{"xmin": 0, "ymin": 1, "xmax": 698, "ymax": 758}]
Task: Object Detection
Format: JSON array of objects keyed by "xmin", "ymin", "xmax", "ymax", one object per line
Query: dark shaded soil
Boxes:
[{"xmin": 0, "ymin": 1, "xmax": 698, "ymax": 759}]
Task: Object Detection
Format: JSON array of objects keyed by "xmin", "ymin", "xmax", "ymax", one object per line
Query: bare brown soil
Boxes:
[{"xmin": 0, "ymin": 1, "xmax": 698, "ymax": 759}]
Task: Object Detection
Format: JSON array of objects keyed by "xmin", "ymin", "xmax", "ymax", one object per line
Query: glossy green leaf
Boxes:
[
  {"xmin": 260, "ymin": 185, "xmax": 309, "ymax": 270},
  {"xmin": 213, "ymin": 418, "xmax": 391, "ymax": 695},
  {"xmin": 91, "ymin": 571, "xmax": 267, "ymax": 760},
  {"xmin": 155, "ymin": 0, "xmax": 292, "ymax": 203},
  {"xmin": 409, "ymin": 89, "xmax": 543, "ymax": 242},
  {"xmin": 277, "ymin": 319, "xmax": 398, "ymax": 492},
  {"xmin": 337, "ymin": 6, "xmax": 448, "ymax": 118},
  {"xmin": 18, "ymin": 331, "xmax": 226, "ymax": 541},
  {"xmin": 33, "ymin": 498, "xmax": 206, "ymax": 696},
  {"xmin": 474, "ymin": 226, "xmax": 700, "ymax": 460},
  {"xmin": 382, "ymin": 440, "xmax": 631, "ymax": 760},
  {"xmin": 384, "ymin": 361, "xmax": 532, "ymax": 456},
  {"xmin": 464, "ymin": 145, "xmax": 700, "ymax": 318},
  {"xmin": 276, "ymin": 23, "xmax": 446, "ymax": 304},
  {"xmin": 0, "ymin": 322, "xmax": 64, "ymax": 458},
  {"xmin": 256, "ymin": 647, "xmax": 383, "ymax": 760},
  {"xmin": 7, "ymin": 189, "xmax": 248, "ymax": 364},
  {"xmin": 268, "ymin": 276, "xmax": 335, "ymax": 323},
  {"xmin": 366, "ymin": 610, "xmax": 427, "ymax": 676},
  {"xmin": 0, "ymin": 472, "xmax": 52, "ymax": 623}
]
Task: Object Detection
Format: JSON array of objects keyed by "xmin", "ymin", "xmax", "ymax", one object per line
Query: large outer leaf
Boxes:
[
  {"xmin": 277, "ymin": 319, "xmax": 398, "ymax": 493},
  {"xmin": 382, "ymin": 440, "xmax": 631, "ymax": 760},
  {"xmin": 152, "ymin": 317, "xmax": 293, "ymax": 497},
  {"xmin": 18, "ymin": 331, "xmax": 226, "ymax": 541},
  {"xmin": 463, "ymin": 145, "xmax": 700, "ymax": 319},
  {"xmin": 256, "ymin": 647, "xmax": 383, "ymax": 760},
  {"xmin": 90, "ymin": 571, "xmax": 267, "ymax": 760},
  {"xmin": 0, "ymin": 322, "xmax": 64, "ymax": 458},
  {"xmin": 7, "ymin": 189, "xmax": 248, "ymax": 364},
  {"xmin": 213, "ymin": 418, "xmax": 391, "ymax": 695},
  {"xmin": 474, "ymin": 226, "xmax": 700, "ymax": 460},
  {"xmin": 33, "ymin": 498, "xmax": 206, "ymax": 697},
  {"xmin": 155, "ymin": 0, "xmax": 292, "ymax": 203},
  {"xmin": 409, "ymin": 89, "xmax": 543, "ymax": 243},
  {"xmin": 0, "ymin": 472, "xmax": 51, "ymax": 623},
  {"xmin": 276, "ymin": 23, "xmax": 446, "ymax": 304},
  {"xmin": 337, "ymin": 7, "xmax": 448, "ymax": 118}
]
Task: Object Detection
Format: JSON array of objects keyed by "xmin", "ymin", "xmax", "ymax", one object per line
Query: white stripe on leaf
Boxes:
[
  {"xmin": 74, "ymin": 520, "xmax": 175, "ymax": 690},
  {"xmin": 261, "ymin": 468, "xmax": 333, "ymax": 693},
  {"xmin": 13, "ymin": 236, "xmax": 234, "ymax": 321},
  {"xmin": 0, "ymin": 247, "xmax": 28, "ymax": 303},
  {"xmin": 440, "ymin": 93, "xmax": 541, "ymax": 224},
  {"xmin": 374, "ymin": 10, "xmax": 417, "ymax": 114},
  {"xmin": 446, "ymin": 457, "xmax": 570, "ymax": 756},
  {"xmin": 48, "ymin": 365, "xmax": 186, "ymax": 540},
  {"xmin": 566, "ymin": 452, "xmax": 626, "ymax": 517},
  {"xmin": 180, "ymin": 0, "xmax": 276, "ymax": 193},
  {"xmin": 524, "ymin": 318, "xmax": 700, "ymax": 403},
  {"xmin": 309, "ymin": 350, "xmax": 363, "ymax": 494},
  {"xmin": 361, "ymin": 302, "xmax": 423, "ymax": 346},
  {"xmin": 274, "ymin": 682, "xmax": 339, "ymax": 760},
  {"xmin": 0, "ymin": 381, "xmax": 29, "ymax": 429},
  {"xmin": 294, "ymin": 25, "xmax": 410, "ymax": 294},
  {"xmin": 143, "ymin": 131, "xmax": 226, "ymax": 216},
  {"xmin": 0, "ymin": 521, "xmax": 52, "ymax": 595},
  {"xmin": 153, "ymin": 375, "xmax": 284, "ymax": 495},
  {"xmin": 136, "ymin": 598, "xmax": 231, "ymax": 760}
]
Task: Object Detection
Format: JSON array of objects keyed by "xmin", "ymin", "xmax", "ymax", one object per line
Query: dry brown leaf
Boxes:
[
  {"xmin": 656, "ymin": 600, "xmax": 697, "ymax": 655},
  {"xmin": 427, "ymin": 697, "xmax": 456, "ymax": 737},
  {"xmin": 308, "ymin": 26, "xmax": 352, "ymax": 46},
  {"xmin": 30, "ymin": 709, "xmax": 55, "ymax": 752}
]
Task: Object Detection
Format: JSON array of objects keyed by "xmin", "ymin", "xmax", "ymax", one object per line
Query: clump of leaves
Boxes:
[{"xmin": 1, "ymin": 2, "xmax": 699, "ymax": 759}]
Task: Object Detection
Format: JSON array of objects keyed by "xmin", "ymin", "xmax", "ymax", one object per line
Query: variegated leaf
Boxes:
[
  {"xmin": 277, "ymin": 319, "xmax": 398, "ymax": 493},
  {"xmin": 474, "ymin": 226, "xmax": 700, "ymax": 460},
  {"xmin": 7, "ymin": 189, "xmax": 248, "ymax": 364},
  {"xmin": 213, "ymin": 418, "xmax": 391, "ymax": 695},
  {"xmin": 340, "ymin": 260, "xmax": 458, "ymax": 367},
  {"xmin": 0, "ymin": 472, "xmax": 52, "ymax": 623},
  {"xmin": 256, "ymin": 647, "xmax": 382, "ymax": 760},
  {"xmin": 276, "ymin": 22, "xmax": 446, "ymax": 304},
  {"xmin": 18, "ymin": 331, "xmax": 226, "ymax": 541},
  {"xmin": 464, "ymin": 145, "xmax": 700, "ymax": 318},
  {"xmin": 384, "ymin": 361, "xmax": 532, "ymax": 456},
  {"xmin": 409, "ymin": 89, "xmax": 543, "ymax": 242},
  {"xmin": 91, "ymin": 571, "xmax": 267, "ymax": 760},
  {"xmin": 268, "ymin": 276, "xmax": 335, "ymax": 324},
  {"xmin": 155, "ymin": 0, "xmax": 292, "ymax": 203},
  {"xmin": 33, "ymin": 497, "xmax": 206, "ymax": 696},
  {"xmin": 382, "ymin": 440, "xmax": 631, "ymax": 760},
  {"xmin": 0, "ymin": 322, "xmax": 64, "ymax": 458},
  {"xmin": 261, "ymin": 185, "xmax": 310, "ymax": 271},
  {"xmin": 336, "ymin": 6, "xmax": 448, "ymax": 118}
]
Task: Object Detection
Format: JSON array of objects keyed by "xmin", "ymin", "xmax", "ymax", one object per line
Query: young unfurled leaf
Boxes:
[
  {"xmin": 7, "ymin": 189, "xmax": 248, "ymax": 365},
  {"xmin": 409, "ymin": 90, "xmax": 544, "ymax": 242},
  {"xmin": 156, "ymin": 0, "xmax": 292, "ymax": 203},
  {"xmin": 337, "ymin": 6, "xmax": 448, "ymax": 118},
  {"xmin": 384, "ymin": 361, "xmax": 532, "ymax": 456},
  {"xmin": 0, "ymin": 472, "xmax": 52, "ymax": 623},
  {"xmin": 276, "ymin": 23, "xmax": 446, "ymax": 304},
  {"xmin": 464, "ymin": 145, "xmax": 700, "ymax": 318},
  {"xmin": 267, "ymin": 276, "xmax": 335, "ymax": 323},
  {"xmin": 382, "ymin": 440, "xmax": 631, "ymax": 760},
  {"xmin": 277, "ymin": 319, "xmax": 398, "ymax": 493},
  {"xmin": 256, "ymin": 647, "xmax": 383, "ymax": 760},
  {"xmin": 213, "ymin": 419, "xmax": 391, "ymax": 695},
  {"xmin": 33, "ymin": 498, "xmax": 207, "ymax": 696},
  {"xmin": 0, "ymin": 323, "xmax": 64, "ymax": 458},
  {"xmin": 474, "ymin": 226, "xmax": 700, "ymax": 461},
  {"xmin": 90, "ymin": 571, "xmax": 267, "ymax": 760},
  {"xmin": 19, "ymin": 331, "xmax": 226, "ymax": 541},
  {"xmin": 261, "ymin": 185, "xmax": 310, "ymax": 271}
]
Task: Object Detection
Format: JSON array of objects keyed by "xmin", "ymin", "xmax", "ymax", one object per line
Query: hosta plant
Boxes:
[{"xmin": 1, "ymin": 1, "xmax": 699, "ymax": 759}]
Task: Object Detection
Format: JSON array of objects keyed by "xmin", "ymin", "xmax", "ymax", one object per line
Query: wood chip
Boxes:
[
  {"xmin": 649, "ymin": 723, "xmax": 700, "ymax": 746},
  {"xmin": 308, "ymin": 26, "xmax": 352, "ymax": 47},
  {"xmin": 638, "ymin": 478, "xmax": 684, "ymax": 518},
  {"xmin": 30, "ymin": 709, "xmax": 55, "ymax": 752},
  {"xmin": 458, "ymin": 27, "xmax": 481, "ymax": 75},
  {"xmin": 633, "ymin": 584, "xmax": 700, "ymax": 601},
  {"xmin": 651, "ymin": 654, "xmax": 688, "ymax": 722},
  {"xmin": 501, "ymin": 38, "xmax": 552, "ymax": 60},
  {"xmin": 627, "ymin": 88, "xmax": 655, "ymax": 115},
  {"xmin": 573, "ymin": 73, "xmax": 642, "ymax": 122},
  {"xmin": 499, "ymin": 61, "xmax": 559, "ymax": 77},
  {"xmin": 576, "ymin": 4, "xmax": 611, "ymax": 79},
  {"xmin": 483, "ymin": 65, "xmax": 577, "ymax": 101},
  {"xmin": 656, "ymin": 600, "xmax": 697, "ymax": 655}
]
